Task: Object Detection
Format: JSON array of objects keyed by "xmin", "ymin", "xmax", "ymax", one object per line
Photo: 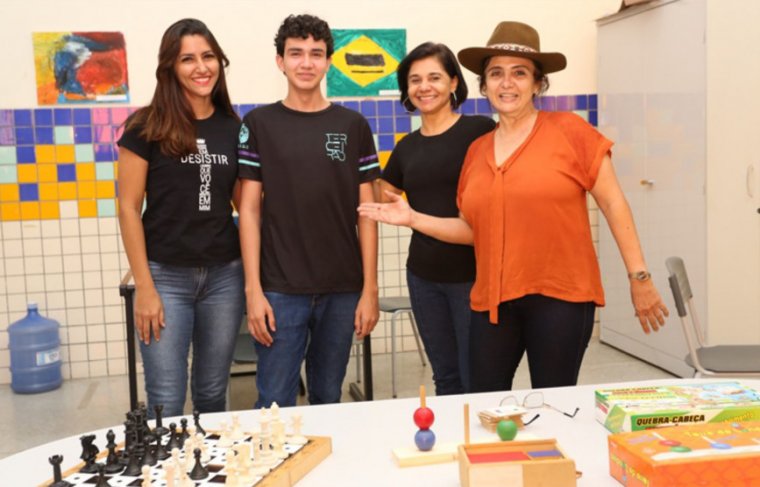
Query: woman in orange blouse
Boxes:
[{"xmin": 359, "ymin": 21, "xmax": 668, "ymax": 392}]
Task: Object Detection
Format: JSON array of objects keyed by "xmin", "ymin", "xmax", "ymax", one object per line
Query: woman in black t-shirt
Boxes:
[
  {"xmin": 117, "ymin": 19, "xmax": 243, "ymax": 418},
  {"xmin": 380, "ymin": 43, "xmax": 495, "ymax": 395}
]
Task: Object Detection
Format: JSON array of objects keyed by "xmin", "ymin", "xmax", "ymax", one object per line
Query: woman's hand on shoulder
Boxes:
[{"xmin": 630, "ymin": 280, "xmax": 669, "ymax": 334}]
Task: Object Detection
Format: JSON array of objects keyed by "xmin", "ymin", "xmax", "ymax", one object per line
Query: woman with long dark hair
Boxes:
[{"xmin": 118, "ymin": 18, "xmax": 243, "ymax": 417}]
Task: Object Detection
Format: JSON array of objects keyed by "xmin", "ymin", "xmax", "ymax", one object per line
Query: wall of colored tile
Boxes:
[{"xmin": 0, "ymin": 94, "xmax": 598, "ymax": 385}]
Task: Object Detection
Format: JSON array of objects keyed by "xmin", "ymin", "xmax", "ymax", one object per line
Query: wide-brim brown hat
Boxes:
[{"xmin": 458, "ymin": 21, "xmax": 567, "ymax": 75}]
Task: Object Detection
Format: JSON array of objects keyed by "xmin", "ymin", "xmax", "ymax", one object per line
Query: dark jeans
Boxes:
[
  {"xmin": 469, "ymin": 294, "xmax": 595, "ymax": 392},
  {"xmin": 407, "ymin": 269, "xmax": 472, "ymax": 395}
]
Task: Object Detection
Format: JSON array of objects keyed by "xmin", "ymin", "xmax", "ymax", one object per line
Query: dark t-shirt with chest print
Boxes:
[
  {"xmin": 118, "ymin": 110, "xmax": 241, "ymax": 266},
  {"xmin": 238, "ymin": 102, "xmax": 380, "ymax": 293}
]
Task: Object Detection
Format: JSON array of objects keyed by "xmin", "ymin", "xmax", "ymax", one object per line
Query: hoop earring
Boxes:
[
  {"xmin": 450, "ymin": 91, "xmax": 458, "ymax": 107},
  {"xmin": 401, "ymin": 97, "xmax": 416, "ymax": 115}
]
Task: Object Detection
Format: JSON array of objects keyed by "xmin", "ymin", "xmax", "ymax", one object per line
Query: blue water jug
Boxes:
[{"xmin": 8, "ymin": 302, "xmax": 63, "ymax": 393}]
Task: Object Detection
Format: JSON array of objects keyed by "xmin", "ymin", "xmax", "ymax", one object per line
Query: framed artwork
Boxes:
[
  {"xmin": 32, "ymin": 32, "xmax": 129, "ymax": 105},
  {"xmin": 328, "ymin": 29, "xmax": 406, "ymax": 97}
]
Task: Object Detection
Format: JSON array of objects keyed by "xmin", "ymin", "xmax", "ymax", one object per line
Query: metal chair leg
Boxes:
[{"xmin": 391, "ymin": 310, "xmax": 399, "ymax": 398}]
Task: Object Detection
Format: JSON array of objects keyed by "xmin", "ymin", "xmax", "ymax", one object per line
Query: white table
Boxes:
[{"xmin": 4, "ymin": 378, "xmax": 755, "ymax": 486}]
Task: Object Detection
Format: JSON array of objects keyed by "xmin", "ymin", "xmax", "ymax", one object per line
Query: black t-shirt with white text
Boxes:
[{"xmin": 118, "ymin": 110, "xmax": 241, "ymax": 266}]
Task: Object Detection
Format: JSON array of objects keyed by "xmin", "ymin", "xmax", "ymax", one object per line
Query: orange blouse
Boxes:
[{"xmin": 457, "ymin": 111, "xmax": 613, "ymax": 323}]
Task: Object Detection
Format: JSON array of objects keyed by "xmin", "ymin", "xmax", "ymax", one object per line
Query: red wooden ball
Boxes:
[{"xmin": 413, "ymin": 407, "xmax": 435, "ymax": 429}]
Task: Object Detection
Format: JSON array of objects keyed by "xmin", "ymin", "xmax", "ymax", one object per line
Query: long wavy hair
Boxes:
[{"xmin": 125, "ymin": 18, "xmax": 238, "ymax": 158}]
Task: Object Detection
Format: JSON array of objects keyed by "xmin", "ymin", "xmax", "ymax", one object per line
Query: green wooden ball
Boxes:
[{"xmin": 496, "ymin": 419, "xmax": 518, "ymax": 441}]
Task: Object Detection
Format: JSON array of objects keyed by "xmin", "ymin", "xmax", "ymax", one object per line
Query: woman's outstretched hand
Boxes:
[{"xmin": 358, "ymin": 190, "xmax": 414, "ymax": 227}]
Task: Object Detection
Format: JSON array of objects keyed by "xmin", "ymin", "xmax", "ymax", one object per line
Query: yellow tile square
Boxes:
[
  {"xmin": 78, "ymin": 200, "xmax": 97, "ymax": 218},
  {"xmin": 379, "ymin": 151, "xmax": 391, "ymax": 170},
  {"xmin": 39, "ymin": 183, "xmax": 58, "ymax": 201},
  {"xmin": 78, "ymin": 181, "xmax": 96, "ymax": 199},
  {"xmin": 96, "ymin": 181, "xmax": 115, "ymax": 198},
  {"xmin": 76, "ymin": 163, "xmax": 95, "ymax": 181},
  {"xmin": 20, "ymin": 202, "xmax": 40, "ymax": 220},
  {"xmin": 394, "ymin": 133, "xmax": 408, "ymax": 143},
  {"xmin": 36, "ymin": 145, "xmax": 56, "ymax": 164},
  {"xmin": 56, "ymin": 145, "xmax": 75, "ymax": 163},
  {"xmin": 58, "ymin": 182, "xmax": 77, "ymax": 200},
  {"xmin": 17, "ymin": 164, "xmax": 37, "ymax": 183},
  {"xmin": 1, "ymin": 202, "xmax": 20, "ymax": 220},
  {"xmin": 40, "ymin": 201, "xmax": 60, "ymax": 219},
  {"xmin": 0, "ymin": 184, "xmax": 19, "ymax": 202},
  {"xmin": 113, "ymin": 162, "xmax": 119, "ymax": 179},
  {"xmin": 38, "ymin": 164, "xmax": 58, "ymax": 182}
]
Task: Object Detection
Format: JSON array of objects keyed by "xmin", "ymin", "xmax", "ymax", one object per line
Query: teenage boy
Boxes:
[{"xmin": 237, "ymin": 14, "xmax": 380, "ymax": 407}]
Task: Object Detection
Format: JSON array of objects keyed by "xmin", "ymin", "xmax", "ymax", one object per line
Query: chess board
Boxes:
[{"xmin": 42, "ymin": 433, "xmax": 331, "ymax": 487}]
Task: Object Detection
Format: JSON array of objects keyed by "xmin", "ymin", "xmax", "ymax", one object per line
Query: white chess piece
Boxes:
[
  {"xmin": 290, "ymin": 413, "xmax": 308, "ymax": 445},
  {"xmin": 197, "ymin": 432, "xmax": 210, "ymax": 463},
  {"xmin": 230, "ymin": 413, "xmax": 244, "ymax": 441},
  {"xmin": 250, "ymin": 433, "xmax": 270, "ymax": 476},
  {"xmin": 164, "ymin": 462, "xmax": 176, "ymax": 487},
  {"xmin": 141, "ymin": 465, "xmax": 151, "ymax": 487},
  {"xmin": 271, "ymin": 402, "xmax": 280, "ymax": 421},
  {"xmin": 218, "ymin": 420, "xmax": 233, "ymax": 448}
]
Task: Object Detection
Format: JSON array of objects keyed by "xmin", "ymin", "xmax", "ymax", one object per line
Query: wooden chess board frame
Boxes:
[{"xmin": 40, "ymin": 434, "xmax": 332, "ymax": 487}]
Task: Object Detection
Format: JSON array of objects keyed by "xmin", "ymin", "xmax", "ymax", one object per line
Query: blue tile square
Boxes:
[
  {"xmin": 395, "ymin": 116, "xmax": 411, "ymax": 133},
  {"xmin": 94, "ymin": 144, "xmax": 114, "ymax": 162},
  {"xmin": 556, "ymin": 96, "xmax": 573, "ymax": 111},
  {"xmin": 57, "ymin": 164, "xmax": 77, "ymax": 182},
  {"xmin": 73, "ymin": 108, "xmax": 91, "ymax": 126},
  {"xmin": 14, "ymin": 110, "xmax": 32, "ymax": 127},
  {"xmin": 378, "ymin": 117, "xmax": 394, "ymax": 134},
  {"xmin": 360, "ymin": 101, "xmax": 377, "ymax": 116},
  {"xmin": 16, "ymin": 146, "xmax": 36, "ymax": 163},
  {"xmin": 19, "ymin": 183, "xmax": 39, "ymax": 201},
  {"xmin": 0, "ymin": 127, "xmax": 15, "ymax": 145},
  {"xmin": 366, "ymin": 118, "xmax": 378, "ymax": 134},
  {"xmin": 575, "ymin": 95, "xmax": 588, "ymax": 110},
  {"xmin": 588, "ymin": 110, "xmax": 598, "ymax": 127},
  {"xmin": 378, "ymin": 100, "xmax": 394, "ymax": 116},
  {"xmin": 589, "ymin": 94, "xmax": 598, "ymax": 110},
  {"xmin": 15, "ymin": 127, "xmax": 34, "ymax": 145},
  {"xmin": 459, "ymin": 99, "xmax": 475, "ymax": 114},
  {"xmin": 0, "ymin": 110, "xmax": 13, "ymax": 126},
  {"xmin": 342, "ymin": 101, "xmax": 360, "ymax": 112},
  {"xmin": 239, "ymin": 104, "xmax": 256, "ymax": 117},
  {"xmin": 393, "ymin": 101, "xmax": 408, "ymax": 116},
  {"xmin": 74, "ymin": 126, "xmax": 93, "ymax": 144},
  {"xmin": 35, "ymin": 126, "xmax": 55, "ymax": 144},
  {"xmin": 476, "ymin": 98, "xmax": 492, "ymax": 114},
  {"xmin": 378, "ymin": 134, "xmax": 395, "ymax": 151},
  {"xmin": 540, "ymin": 97, "xmax": 556, "ymax": 111},
  {"xmin": 34, "ymin": 109, "xmax": 53, "ymax": 126},
  {"xmin": 54, "ymin": 108, "xmax": 73, "ymax": 126}
]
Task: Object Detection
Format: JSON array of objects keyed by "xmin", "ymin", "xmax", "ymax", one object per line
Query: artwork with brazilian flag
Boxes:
[{"xmin": 328, "ymin": 29, "xmax": 406, "ymax": 97}]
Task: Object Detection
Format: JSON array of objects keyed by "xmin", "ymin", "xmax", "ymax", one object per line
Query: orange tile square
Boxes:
[
  {"xmin": 17, "ymin": 164, "xmax": 37, "ymax": 183},
  {"xmin": 38, "ymin": 164, "xmax": 57, "ymax": 182},
  {"xmin": 58, "ymin": 182, "xmax": 77, "ymax": 200},
  {"xmin": 96, "ymin": 181, "xmax": 115, "ymax": 198},
  {"xmin": 379, "ymin": 151, "xmax": 391, "ymax": 170},
  {"xmin": 394, "ymin": 133, "xmax": 408, "ymax": 143},
  {"xmin": 76, "ymin": 163, "xmax": 95, "ymax": 181},
  {"xmin": 36, "ymin": 145, "xmax": 56, "ymax": 164},
  {"xmin": 78, "ymin": 200, "xmax": 97, "ymax": 218},
  {"xmin": 1, "ymin": 202, "xmax": 20, "ymax": 220},
  {"xmin": 39, "ymin": 183, "xmax": 58, "ymax": 201},
  {"xmin": 20, "ymin": 202, "xmax": 40, "ymax": 220},
  {"xmin": 0, "ymin": 184, "xmax": 19, "ymax": 202},
  {"xmin": 56, "ymin": 145, "xmax": 75, "ymax": 163},
  {"xmin": 78, "ymin": 181, "xmax": 96, "ymax": 199},
  {"xmin": 40, "ymin": 201, "xmax": 60, "ymax": 219}
]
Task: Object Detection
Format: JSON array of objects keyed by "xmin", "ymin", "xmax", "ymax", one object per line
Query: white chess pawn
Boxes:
[
  {"xmin": 250, "ymin": 434, "xmax": 270, "ymax": 476},
  {"xmin": 230, "ymin": 413, "xmax": 244, "ymax": 441},
  {"xmin": 197, "ymin": 432, "xmax": 210, "ymax": 463},
  {"xmin": 218, "ymin": 420, "xmax": 233, "ymax": 447},
  {"xmin": 271, "ymin": 402, "xmax": 280, "ymax": 421},
  {"xmin": 141, "ymin": 465, "xmax": 151, "ymax": 487},
  {"xmin": 164, "ymin": 462, "xmax": 176, "ymax": 487},
  {"xmin": 290, "ymin": 414, "xmax": 308, "ymax": 445}
]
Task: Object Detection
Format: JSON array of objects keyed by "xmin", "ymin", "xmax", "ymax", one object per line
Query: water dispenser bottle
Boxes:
[{"xmin": 8, "ymin": 302, "xmax": 63, "ymax": 393}]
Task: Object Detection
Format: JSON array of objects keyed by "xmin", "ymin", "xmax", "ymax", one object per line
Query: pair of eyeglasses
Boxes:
[{"xmin": 499, "ymin": 391, "xmax": 580, "ymax": 419}]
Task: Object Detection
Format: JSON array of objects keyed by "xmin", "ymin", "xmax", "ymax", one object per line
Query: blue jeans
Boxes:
[
  {"xmin": 254, "ymin": 292, "xmax": 359, "ymax": 408},
  {"xmin": 469, "ymin": 294, "xmax": 595, "ymax": 392},
  {"xmin": 139, "ymin": 259, "xmax": 244, "ymax": 418},
  {"xmin": 407, "ymin": 269, "xmax": 472, "ymax": 395}
]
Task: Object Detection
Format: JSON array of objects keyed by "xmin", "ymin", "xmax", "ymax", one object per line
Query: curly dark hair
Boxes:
[{"xmin": 275, "ymin": 14, "xmax": 334, "ymax": 57}]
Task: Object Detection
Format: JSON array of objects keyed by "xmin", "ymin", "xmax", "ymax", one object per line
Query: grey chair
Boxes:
[
  {"xmin": 379, "ymin": 296, "xmax": 426, "ymax": 398},
  {"xmin": 666, "ymin": 256, "xmax": 760, "ymax": 378}
]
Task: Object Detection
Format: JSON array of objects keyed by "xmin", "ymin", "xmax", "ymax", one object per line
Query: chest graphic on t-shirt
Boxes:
[
  {"xmin": 325, "ymin": 133, "xmax": 348, "ymax": 161},
  {"xmin": 180, "ymin": 138, "xmax": 230, "ymax": 212}
]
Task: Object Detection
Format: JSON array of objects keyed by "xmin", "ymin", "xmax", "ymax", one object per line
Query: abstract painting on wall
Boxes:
[
  {"xmin": 328, "ymin": 29, "xmax": 406, "ymax": 97},
  {"xmin": 32, "ymin": 32, "xmax": 129, "ymax": 105}
]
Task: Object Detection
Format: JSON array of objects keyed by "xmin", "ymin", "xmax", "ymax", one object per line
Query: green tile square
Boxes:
[
  {"xmin": 0, "ymin": 147, "xmax": 17, "ymax": 165},
  {"xmin": 573, "ymin": 110, "xmax": 589, "ymax": 122},
  {"xmin": 95, "ymin": 162, "xmax": 114, "ymax": 180},
  {"xmin": 411, "ymin": 115, "xmax": 422, "ymax": 131},
  {"xmin": 97, "ymin": 198, "xmax": 116, "ymax": 217},
  {"xmin": 492, "ymin": 114, "xmax": 500, "ymax": 122},
  {"xmin": 54, "ymin": 126, "xmax": 74, "ymax": 144},
  {"xmin": 75, "ymin": 144, "xmax": 94, "ymax": 162},
  {"xmin": 0, "ymin": 165, "xmax": 18, "ymax": 183}
]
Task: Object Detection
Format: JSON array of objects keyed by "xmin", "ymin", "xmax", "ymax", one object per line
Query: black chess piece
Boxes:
[
  {"xmin": 141, "ymin": 436, "xmax": 157, "ymax": 467},
  {"xmin": 104, "ymin": 429, "xmax": 124, "ymax": 474},
  {"xmin": 180, "ymin": 417, "xmax": 190, "ymax": 443},
  {"xmin": 166, "ymin": 422, "xmax": 181, "ymax": 451},
  {"xmin": 94, "ymin": 463, "xmax": 111, "ymax": 487},
  {"xmin": 48, "ymin": 455, "xmax": 73, "ymax": 487},
  {"xmin": 154, "ymin": 426, "xmax": 170, "ymax": 461},
  {"xmin": 78, "ymin": 434, "xmax": 99, "ymax": 473},
  {"xmin": 123, "ymin": 445, "xmax": 142, "ymax": 477},
  {"xmin": 188, "ymin": 447, "xmax": 209, "ymax": 480},
  {"xmin": 193, "ymin": 409, "xmax": 206, "ymax": 436},
  {"xmin": 153, "ymin": 404, "xmax": 168, "ymax": 436}
]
